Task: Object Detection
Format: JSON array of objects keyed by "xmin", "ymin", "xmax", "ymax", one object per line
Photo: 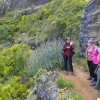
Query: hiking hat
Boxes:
[{"xmin": 87, "ymin": 40, "xmax": 93, "ymax": 45}]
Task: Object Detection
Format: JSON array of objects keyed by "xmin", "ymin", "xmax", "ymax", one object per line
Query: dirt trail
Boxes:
[{"xmin": 58, "ymin": 65, "xmax": 100, "ymax": 100}]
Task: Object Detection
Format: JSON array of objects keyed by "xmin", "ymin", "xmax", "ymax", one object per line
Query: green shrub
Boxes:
[
  {"xmin": 0, "ymin": 0, "xmax": 87, "ymax": 44},
  {"xmin": 73, "ymin": 48, "xmax": 88, "ymax": 71},
  {"xmin": 0, "ymin": 44, "xmax": 29, "ymax": 79},
  {"xmin": 56, "ymin": 76, "xmax": 74, "ymax": 88},
  {"xmin": 28, "ymin": 39, "xmax": 64, "ymax": 77},
  {"xmin": 69, "ymin": 91, "xmax": 83, "ymax": 100},
  {"xmin": 0, "ymin": 27, "xmax": 8, "ymax": 41},
  {"xmin": 0, "ymin": 69, "xmax": 47, "ymax": 100}
]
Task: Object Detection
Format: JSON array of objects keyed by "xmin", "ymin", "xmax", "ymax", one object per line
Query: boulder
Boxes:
[
  {"xmin": 29, "ymin": 71, "xmax": 59, "ymax": 100},
  {"xmin": 26, "ymin": 39, "xmax": 36, "ymax": 50}
]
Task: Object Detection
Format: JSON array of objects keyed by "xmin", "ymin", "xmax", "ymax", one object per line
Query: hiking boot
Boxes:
[
  {"xmin": 94, "ymin": 86, "xmax": 98, "ymax": 89},
  {"xmin": 94, "ymin": 86, "xmax": 100, "ymax": 91},
  {"xmin": 94, "ymin": 86, "xmax": 100, "ymax": 90},
  {"xmin": 91, "ymin": 78, "xmax": 95, "ymax": 83},
  {"xmin": 65, "ymin": 71, "xmax": 68, "ymax": 75},
  {"xmin": 90, "ymin": 82, "xmax": 96, "ymax": 86},
  {"xmin": 87, "ymin": 76, "xmax": 92, "ymax": 80},
  {"xmin": 71, "ymin": 72, "xmax": 75, "ymax": 76}
]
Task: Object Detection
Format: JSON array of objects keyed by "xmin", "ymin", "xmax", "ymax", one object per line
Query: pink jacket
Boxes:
[
  {"xmin": 86, "ymin": 47, "xmax": 94, "ymax": 61},
  {"xmin": 92, "ymin": 48, "xmax": 98, "ymax": 64}
]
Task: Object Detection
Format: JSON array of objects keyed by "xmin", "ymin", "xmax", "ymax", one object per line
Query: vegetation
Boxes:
[
  {"xmin": 28, "ymin": 39, "xmax": 64, "ymax": 77},
  {"xmin": 72, "ymin": 40, "xmax": 88, "ymax": 71},
  {"xmin": 69, "ymin": 92, "xmax": 83, "ymax": 100},
  {"xmin": 0, "ymin": 39, "xmax": 85, "ymax": 100},
  {"xmin": 56, "ymin": 76, "xmax": 74, "ymax": 88},
  {"xmin": 0, "ymin": 0, "xmax": 89, "ymax": 99},
  {"xmin": 0, "ymin": 0, "xmax": 87, "ymax": 45},
  {"xmin": 0, "ymin": 44, "xmax": 29, "ymax": 80}
]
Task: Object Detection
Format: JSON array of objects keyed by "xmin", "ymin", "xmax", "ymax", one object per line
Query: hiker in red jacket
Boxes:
[{"xmin": 62, "ymin": 37, "xmax": 75, "ymax": 76}]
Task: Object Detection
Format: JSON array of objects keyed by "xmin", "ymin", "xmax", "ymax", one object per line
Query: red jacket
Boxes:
[{"xmin": 62, "ymin": 43, "xmax": 74, "ymax": 56}]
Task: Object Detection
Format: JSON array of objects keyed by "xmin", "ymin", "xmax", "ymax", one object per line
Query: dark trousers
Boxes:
[
  {"xmin": 87, "ymin": 60, "xmax": 93, "ymax": 77},
  {"xmin": 93, "ymin": 64, "xmax": 98, "ymax": 82},
  {"xmin": 63, "ymin": 55, "xmax": 73, "ymax": 72}
]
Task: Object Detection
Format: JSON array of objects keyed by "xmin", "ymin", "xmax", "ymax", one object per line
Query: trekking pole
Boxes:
[{"xmin": 67, "ymin": 48, "xmax": 70, "ymax": 76}]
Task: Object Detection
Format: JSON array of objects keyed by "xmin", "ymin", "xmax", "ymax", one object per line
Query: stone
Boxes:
[
  {"xmin": 79, "ymin": 0, "xmax": 100, "ymax": 54},
  {"xmin": 28, "ymin": 71, "xmax": 60, "ymax": 100},
  {"xmin": 26, "ymin": 39, "xmax": 36, "ymax": 50}
]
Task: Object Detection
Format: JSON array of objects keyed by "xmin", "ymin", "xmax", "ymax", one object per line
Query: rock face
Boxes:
[
  {"xmin": 27, "ymin": 71, "xmax": 73, "ymax": 100},
  {"xmin": 0, "ymin": 0, "xmax": 51, "ymax": 16},
  {"xmin": 28, "ymin": 71, "xmax": 59, "ymax": 100},
  {"xmin": 79, "ymin": 0, "xmax": 100, "ymax": 54},
  {"xmin": 13, "ymin": 0, "xmax": 51, "ymax": 7}
]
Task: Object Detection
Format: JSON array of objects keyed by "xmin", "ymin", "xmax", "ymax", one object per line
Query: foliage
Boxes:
[
  {"xmin": 56, "ymin": 87, "xmax": 71, "ymax": 100},
  {"xmin": 0, "ymin": 68, "xmax": 47, "ymax": 100},
  {"xmin": 56, "ymin": 76, "xmax": 74, "ymax": 88},
  {"xmin": 0, "ymin": 44, "xmax": 29, "ymax": 79},
  {"xmin": 56, "ymin": 87, "xmax": 83, "ymax": 100},
  {"xmin": 73, "ymin": 57, "xmax": 88, "ymax": 71},
  {"xmin": 69, "ymin": 92, "xmax": 83, "ymax": 100},
  {"xmin": 0, "ymin": 0, "xmax": 88, "ymax": 99},
  {"xmin": 72, "ymin": 40, "xmax": 88, "ymax": 71},
  {"xmin": 28, "ymin": 39, "xmax": 64, "ymax": 77},
  {"xmin": 0, "ymin": 0, "xmax": 87, "ymax": 45}
]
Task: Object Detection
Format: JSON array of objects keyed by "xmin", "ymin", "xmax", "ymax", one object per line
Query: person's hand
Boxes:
[
  {"xmin": 70, "ymin": 41, "xmax": 73, "ymax": 46},
  {"xmin": 66, "ymin": 46, "xmax": 70, "ymax": 49}
]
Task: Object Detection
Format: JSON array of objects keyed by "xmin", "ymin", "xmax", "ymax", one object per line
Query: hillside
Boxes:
[
  {"xmin": 0, "ymin": 0, "xmax": 86, "ymax": 46},
  {"xmin": 0, "ymin": 0, "xmax": 89, "ymax": 100},
  {"xmin": 0, "ymin": 0, "xmax": 51, "ymax": 16}
]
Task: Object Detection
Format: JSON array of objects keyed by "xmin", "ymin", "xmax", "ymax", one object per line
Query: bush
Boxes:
[
  {"xmin": 0, "ymin": 69, "xmax": 47, "ymax": 100},
  {"xmin": 0, "ymin": 0, "xmax": 87, "ymax": 44},
  {"xmin": 28, "ymin": 39, "xmax": 64, "ymax": 77},
  {"xmin": 69, "ymin": 91, "xmax": 83, "ymax": 100},
  {"xmin": 0, "ymin": 44, "xmax": 29, "ymax": 79},
  {"xmin": 56, "ymin": 76, "xmax": 74, "ymax": 88}
]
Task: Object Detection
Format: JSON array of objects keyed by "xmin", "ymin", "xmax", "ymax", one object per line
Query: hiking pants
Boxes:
[
  {"xmin": 63, "ymin": 55, "xmax": 73, "ymax": 72},
  {"xmin": 96, "ymin": 67, "xmax": 100, "ymax": 89},
  {"xmin": 87, "ymin": 60, "xmax": 93, "ymax": 77},
  {"xmin": 93, "ymin": 64, "xmax": 98, "ymax": 82}
]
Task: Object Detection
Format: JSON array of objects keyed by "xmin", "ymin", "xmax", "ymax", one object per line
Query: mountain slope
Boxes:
[{"xmin": 0, "ymin": 0, "xmax": 86, "ymax": 45}]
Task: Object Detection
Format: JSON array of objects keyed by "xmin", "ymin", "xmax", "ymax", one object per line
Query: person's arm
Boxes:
[
  {"xmin": 62, "ymin": 43, "xmax": 71, "ymax": 51},
  {"xmin": 98, "ymin": 48, "xmax": 100, "ymax": 63},
  {"xmin": 62, "ymin": 44, "xmax": 67, "ymax": 51}
]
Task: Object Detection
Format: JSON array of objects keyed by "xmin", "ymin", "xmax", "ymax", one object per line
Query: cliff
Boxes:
[{"xmin": 79, "ymin": 0, "xmax": 100, "ymax": 53}]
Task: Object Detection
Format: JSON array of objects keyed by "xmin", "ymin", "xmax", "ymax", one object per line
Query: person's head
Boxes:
[
  {"xmin": 87, "ymin": 40, "xmax": 93, "ymax": 47},
  {"xmin": 65, "ymin": 37, "xmax": 71, "ymax": 43},
  {"xmin": 93, "ymin": 40, "xmax": 99, "ymax": 47}
]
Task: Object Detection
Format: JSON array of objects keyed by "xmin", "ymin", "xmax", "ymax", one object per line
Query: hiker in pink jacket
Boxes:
[
  {"xmin": 86, "ymin": 40, "xmax": 94, "ymax": 80},
  {"xmin": 94, "ymin": 46, "xmax": 100, "ymax": 90},
  {"xmin": 90, "ymin": 40, "xmax": 99, "ymax": 86}
]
